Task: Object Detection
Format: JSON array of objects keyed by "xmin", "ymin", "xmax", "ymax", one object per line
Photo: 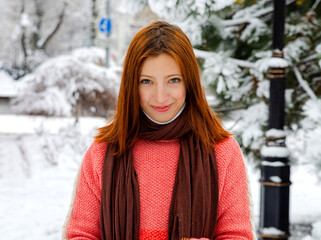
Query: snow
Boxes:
[
  {"xmin": 270, "ymin": 176, "xmax": 282, "ymax": 183},
  {"xmin": 0, "ymin": 115, "xmax": 320, "ymax": 240},
  {"xmin": 0, "ymin": 115, "xmax": 106, "ymax": 135},
  {"xmin": 20, "ymin": 13, "xmax": 31, "ymax": 27},
  {"xmin": 261, "ymin": 227, "xmax": 285, "ymax": 236},
  {"xmin": 261, "ymin": 161, "xmax": 287, "ymax": 167},
  {"xmin": 302, "ymin": 99, "xmax": 321, "ymax": 123},
  {"xmin": 254, "ymin": 57, "xmax": 288, "ymax": 74},
  {"xmin": 266, "ymin": 129, "xmax": 286, "ymax": 138},
  {"xmin": 261, "ymin": 145, "xmax": 290, "ymax": 158},
  {"xmin": 0, "ymin": 70, "xmax": 19, "ymax": 97},
  {"xmin": 265, "ymin": 57, "xmax": 289, "ymax": 68}
]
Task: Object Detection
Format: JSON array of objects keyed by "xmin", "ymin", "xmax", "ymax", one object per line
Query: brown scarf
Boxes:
[{"xmin": 100, "ymin": 108, "xmax": 218, "ymax": 240}]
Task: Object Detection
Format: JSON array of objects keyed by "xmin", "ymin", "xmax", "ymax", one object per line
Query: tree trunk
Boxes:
[{"xmin": 90, "ymin": 0, "xmax": 98, "ymax": 46}]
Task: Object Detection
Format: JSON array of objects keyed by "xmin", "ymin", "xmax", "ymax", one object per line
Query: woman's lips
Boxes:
[{"xmin": 152, "ymin": 104, "xmax": 172, "ymax": 112}]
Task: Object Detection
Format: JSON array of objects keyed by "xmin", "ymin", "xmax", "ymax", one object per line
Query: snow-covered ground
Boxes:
[{"xmin": 0, "ymin": 114, "xmax": 320, "ymax": 239}]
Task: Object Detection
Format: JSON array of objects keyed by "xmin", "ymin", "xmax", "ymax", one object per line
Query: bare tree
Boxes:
[{"xmin": 19, "ymin": 0, "xmax": 68, "ymax": 71}]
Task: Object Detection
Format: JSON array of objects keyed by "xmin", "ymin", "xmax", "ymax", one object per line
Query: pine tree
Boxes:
[{"xmin": 120, "ymin": 0, "xmax": 321, "ymax": 177}]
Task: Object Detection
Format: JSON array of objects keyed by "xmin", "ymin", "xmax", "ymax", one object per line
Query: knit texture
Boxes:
[{"xmin": 62, "ymin": 136, "xmax": 256, "ymax": 240}]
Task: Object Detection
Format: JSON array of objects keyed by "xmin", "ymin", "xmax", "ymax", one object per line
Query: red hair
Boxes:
[{"xmin": 95, "ymin": 21, "xmax": 231, "ymax": 155}]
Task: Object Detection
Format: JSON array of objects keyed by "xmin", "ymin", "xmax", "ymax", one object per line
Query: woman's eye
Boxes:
[
  {"xmin": 140, "ymin": 79, "xmax": 151, "ymax": 84},
  {"xmin": 169, "ymin": 78, "xmax": 180, "ymax": 83}
]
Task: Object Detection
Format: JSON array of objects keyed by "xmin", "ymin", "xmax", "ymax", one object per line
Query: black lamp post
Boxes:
[{"xmin": 259, "ymin": 0, "xmax": 291, "ymax": 239}]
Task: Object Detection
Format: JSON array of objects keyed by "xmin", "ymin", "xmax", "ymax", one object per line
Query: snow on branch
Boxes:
[
  {"xmin": 299, "ymin": 53, "xmax": 317, "ymax": 65},
  {"xmin": 293, "ymin": 65, "xmax": 317, "ymax": 100}
]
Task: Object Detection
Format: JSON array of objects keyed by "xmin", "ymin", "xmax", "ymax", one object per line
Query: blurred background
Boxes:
[{"xmin": 0, "ymin": 0, "xmax": 320, "ymax": 239}]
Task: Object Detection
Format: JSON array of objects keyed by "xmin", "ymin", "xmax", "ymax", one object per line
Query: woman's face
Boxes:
[{"xmin": 139, "ymin": 53, "xmax": 186, "ymax": 123}]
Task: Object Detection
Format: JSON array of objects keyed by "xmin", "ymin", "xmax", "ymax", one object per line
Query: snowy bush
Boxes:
[
  {"xmin": 71, "ymin": 47, "xmax": 106, "ymax": 66},
  {"xmin": 35, "ymin": 122, "xmax": 94, "ymax": 166},
  {"xmin": 12, "ymin": 47, "xmax": 121, "ymax": 118}
]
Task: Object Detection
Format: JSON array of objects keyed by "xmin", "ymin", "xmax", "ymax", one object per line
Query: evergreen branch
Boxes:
[
  {"xmin": 37, "ymin": 1, "xmax": 67, "ymax": 49},
  {"xmin": 222, "ymin": 0, "xmax": 296, "ymax": 27},
  {"xmin": 230, "ymin": 58, "xmax": 255, "ymax": 69},
  {"xmin": 293, "ymin": 65, "xmax": 317, "ymax": 100}
]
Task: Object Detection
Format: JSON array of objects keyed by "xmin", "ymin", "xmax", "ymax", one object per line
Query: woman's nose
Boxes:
[{"xmin": 154, "ymin": 85, "xmax": 168, "ymax": 104}]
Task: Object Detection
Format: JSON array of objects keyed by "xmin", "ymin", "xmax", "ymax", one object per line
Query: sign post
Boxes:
[{"xmin": 98, "ymin": 0, "xmax": 111, "ymax": 68}]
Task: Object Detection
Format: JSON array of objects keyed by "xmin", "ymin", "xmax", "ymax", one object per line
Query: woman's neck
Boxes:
[{"xmin": 142, "ymin": 102, "xmax": 186, "ymax": 125}]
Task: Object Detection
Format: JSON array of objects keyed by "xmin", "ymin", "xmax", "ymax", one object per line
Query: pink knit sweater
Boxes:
[{"xmin": 62, "ymin": 136, "xmax": 256, "ymax": 239}]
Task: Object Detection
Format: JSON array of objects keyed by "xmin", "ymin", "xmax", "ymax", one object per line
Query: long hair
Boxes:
[{"xmin": 95, "ymin": 21, "xmax": 231, "ymax": 155}]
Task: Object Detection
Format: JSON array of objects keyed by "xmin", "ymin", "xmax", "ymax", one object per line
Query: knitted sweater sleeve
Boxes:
[
  {"xmin": 214, "ymin": 137, "xmax": 257, "ymax": 240},
  {"xmin": 62, "ymin": 142, "xmax": 106, "ymax": 240}
]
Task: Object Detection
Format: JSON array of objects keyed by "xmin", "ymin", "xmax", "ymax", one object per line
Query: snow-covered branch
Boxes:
[
  {"xmin": 37, "ymin": 1, "xmax": 67, "ymax": 49},
  {"xmin": 293, "ymin": 65, "xmax": 317, "ymax": 100},
  {"xmin": 20, "ymin": 1, "xmax": 28, "ymax": 68},
  {"xmin": 194, "ymin": 48, "xmax": 255, "ymax": 69},
  {"xmin": 312, "ymin": 0, "xmax": 321, "ymax": 11},
  {"xmin": 222, "ymin": 0, "xmax": 296, "ymax": 27}
]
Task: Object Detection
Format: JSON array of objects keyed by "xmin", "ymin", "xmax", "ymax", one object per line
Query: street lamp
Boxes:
[{"xmin": 259, "ymin": 0, "xmax": 291, "ymax": 239}]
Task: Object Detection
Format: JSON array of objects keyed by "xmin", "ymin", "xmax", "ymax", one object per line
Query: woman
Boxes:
[{"xmin": 62, "ymin": 21, "xmax": 256, "ymax": 240}]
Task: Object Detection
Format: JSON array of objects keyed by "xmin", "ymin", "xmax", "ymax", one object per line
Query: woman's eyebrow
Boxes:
[
  {"xmin": 139, "ymin": 74, "xmax": 182, "ymax": 78},
  {"xmin": 165, "ymin": 74, "xmax": 182, "ymax": 78},
  {"xmin": 140, "ymin": 74, "xmax": 154, "ymax": 78}
]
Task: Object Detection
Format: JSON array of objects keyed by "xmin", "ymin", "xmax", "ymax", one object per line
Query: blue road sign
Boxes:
[{"xmin": 99, "ymin": 18, "xmax": 112, "ymax": 34}]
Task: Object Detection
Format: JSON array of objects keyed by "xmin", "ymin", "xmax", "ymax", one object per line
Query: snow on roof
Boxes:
[{"xmin": 0, "ymin": 70, "xmax": 19, "ymax": 97}]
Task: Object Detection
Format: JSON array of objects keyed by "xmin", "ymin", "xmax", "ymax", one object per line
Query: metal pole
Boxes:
[
  {"xmin": 259, "ymin": 0, "xmax": 291, "ymax": 239},
  {"xmin": 106, "ymin": 0, "xmax": 110, "ymax": 68}
]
